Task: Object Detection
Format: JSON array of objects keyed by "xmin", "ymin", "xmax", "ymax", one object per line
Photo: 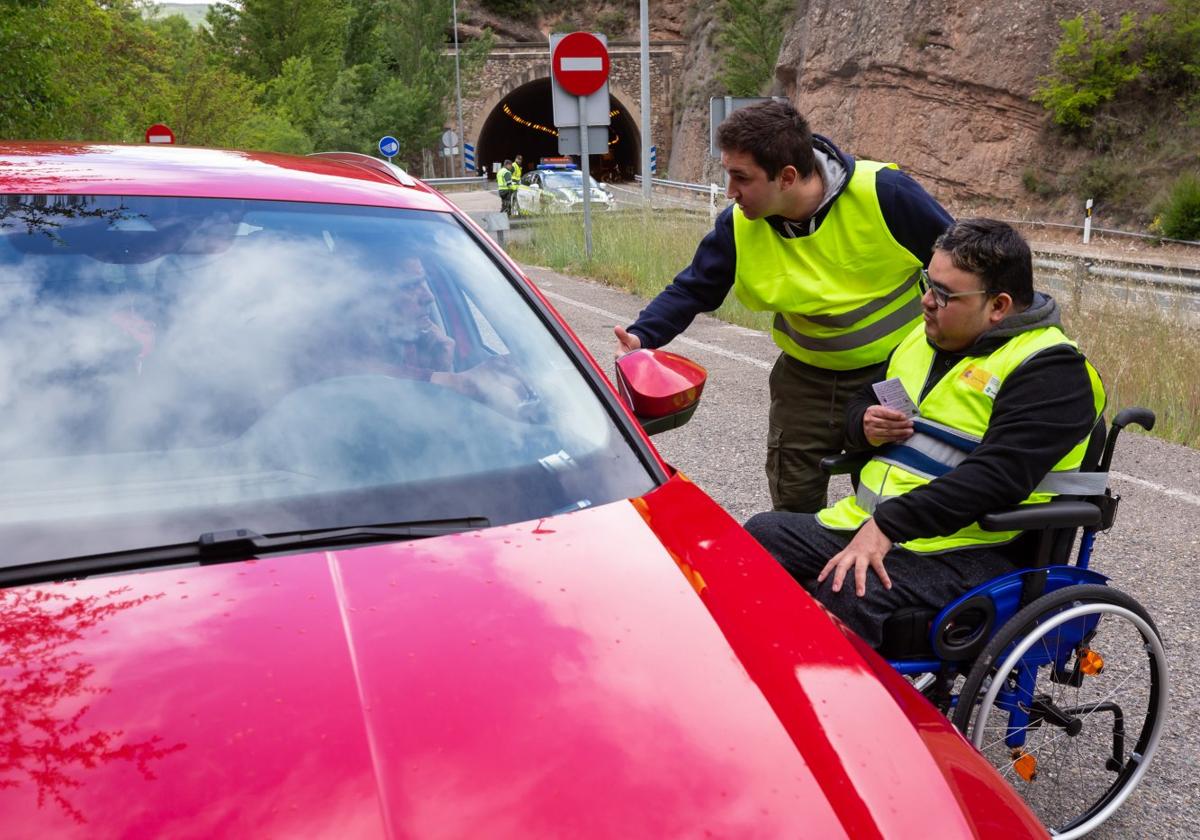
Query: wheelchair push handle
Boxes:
[{"xmin": 1099, "ymin": 406, "xmax": 1156, "ymax": 473}]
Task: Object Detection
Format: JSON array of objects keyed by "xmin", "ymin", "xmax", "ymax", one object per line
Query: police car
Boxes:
[{"xmin": 515, "ymin": 158, "xmax": 614, "ymax": 214}]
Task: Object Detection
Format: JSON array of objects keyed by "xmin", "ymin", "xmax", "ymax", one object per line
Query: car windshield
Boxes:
[
  {"xmin": 0, "ymin": 194, "xmax": 655, "ymax": 566},
  {"xmin": 542, "ymin": 171, "xmax": 601, "ymax": 191}
]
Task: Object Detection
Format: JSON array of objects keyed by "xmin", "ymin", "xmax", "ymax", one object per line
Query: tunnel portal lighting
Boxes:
[{"xmin": 501, "ymin": 103, "xmax": 622, "ymax": 146}]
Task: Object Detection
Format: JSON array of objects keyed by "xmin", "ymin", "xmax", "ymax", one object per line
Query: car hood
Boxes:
[{"xmin": 0, "ymin": 476, "xmax": 1043, "ymax": 839}]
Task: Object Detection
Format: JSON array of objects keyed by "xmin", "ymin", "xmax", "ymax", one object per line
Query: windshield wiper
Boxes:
[
  {"xmin": 0, "ymin": 517, "xmax": 490, "ymax": 588},
  {"xmin": 197, "ymin": 518, "xmax": 491, "ymax": 553}
]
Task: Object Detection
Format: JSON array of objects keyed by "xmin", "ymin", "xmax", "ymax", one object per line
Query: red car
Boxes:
[{"xmin": 0, "ymin": 143, "xmax": 1046, "ymax": 838}]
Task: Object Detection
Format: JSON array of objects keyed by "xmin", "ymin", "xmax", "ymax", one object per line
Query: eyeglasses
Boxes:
[{"xmin": 918, "ymin": 269, "xmax": 992, "ymax": 308}]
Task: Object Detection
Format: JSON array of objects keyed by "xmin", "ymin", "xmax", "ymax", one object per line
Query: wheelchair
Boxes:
[{"xmin": 822, "ymin": 407, "xmax": 1168, "ymax": 839}]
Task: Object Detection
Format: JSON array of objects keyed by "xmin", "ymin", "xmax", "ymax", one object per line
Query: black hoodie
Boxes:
[{"xmin": 845, "ymin": 293, "xmax": 1099, "ymax": 550}]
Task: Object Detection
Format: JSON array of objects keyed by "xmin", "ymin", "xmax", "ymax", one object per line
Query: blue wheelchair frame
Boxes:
[
  {"xmin": 823, "ymin": 408, "xmax": 1157, "ymax": 762},
  {"xmin": 889, "ymin": 564, "xmax": 1108, "ymax": 679}
]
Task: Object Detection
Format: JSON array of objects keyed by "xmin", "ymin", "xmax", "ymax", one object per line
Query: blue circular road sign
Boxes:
[{"xmin": 378, "ymin": 136, "xmax": 399, "ymax": 158}]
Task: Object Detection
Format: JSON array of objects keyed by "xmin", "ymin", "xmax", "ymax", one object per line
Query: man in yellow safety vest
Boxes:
[
  {"xmin": 496, "ymin": 159, "xmax": 516, "ymax": 216},
  {"xmin": 614, "ymin": 100, "xmax": 953, "ymax": 514},
  {"xmin": 744, "ymin": 219, "xmax": 1105, "ymax": 647}
]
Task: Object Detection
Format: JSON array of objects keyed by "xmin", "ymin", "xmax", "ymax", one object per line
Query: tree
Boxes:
[
  {"xmin": 717, "ymin": 0, "xmax": 792, "ymax": 96},
  {"xmin": 205, "ymin": 0, "xmax": 354, "ymax": 87},
  {"xmin": 147, "ymin": 15, "xmax": 268, "ymax": 148},
  {"xmin": 315, "ymin": 0, "xmax": 492, "ymax": 160}
]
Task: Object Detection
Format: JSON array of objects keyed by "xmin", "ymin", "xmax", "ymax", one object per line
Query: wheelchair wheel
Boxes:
[{"xmin": 952, "ymin": 584, "xmax": 1167, "ymax": 839}]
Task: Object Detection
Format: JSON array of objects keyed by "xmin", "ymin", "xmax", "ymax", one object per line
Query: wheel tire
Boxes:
[{"xmin": 952, "ymin": 583, "xmax": 1167, "ymax": 838}]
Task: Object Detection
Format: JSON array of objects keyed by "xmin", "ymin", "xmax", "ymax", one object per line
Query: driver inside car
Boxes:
[{"xmin": 355, "ymin": 256, "xmax": 544, "ymax": 422}]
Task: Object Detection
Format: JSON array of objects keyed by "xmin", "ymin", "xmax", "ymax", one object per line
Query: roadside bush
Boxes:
[
  {"xmin": 1021, "ymin": 167, "xmax": 1054, "ymax": 196},
  {"xmin": 1157, "ymin": 173, "xmax": 1200, "ymax": 241},
  {"xmin": 1141, "ymin": 0, "xmax": 1200, "ymax": 102},
  {"xmin": 477, "ymin": 0, "xmax": 545, "ymax": 22},
  {"xmin": 596, "ymin": 10, "xmax": 630, "ymax": 38},
  {"xmin": 1072, "ymin": 157, "xmax": 1138, "ymax": 205},
  {"xmin": 1032, "ymin": 12, "xmax": 1141, "ymax": 131}
]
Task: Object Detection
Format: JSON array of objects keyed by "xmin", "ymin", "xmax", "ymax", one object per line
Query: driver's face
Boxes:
[{"xmin": 390, "ymin": 259, "xmax": 436, "ymax": 341}]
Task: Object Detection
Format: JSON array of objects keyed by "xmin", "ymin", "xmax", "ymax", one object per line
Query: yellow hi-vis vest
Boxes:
[
  {"xmin": 513, "ymin": 162, "xmax": 523, "ymax": 180},
  {"xmin": 817, "ymin": 323, "xmax": 1107, "ymax": 553},
  {"xmin": 732, "ymin": 160, "xmax": 924, "ymax": 371},
  {"xmin": 497, "ymin": 168, "xmax": 514, "ymax": 191}
]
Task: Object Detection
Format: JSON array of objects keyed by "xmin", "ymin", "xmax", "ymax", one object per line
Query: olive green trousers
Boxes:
[{"xmin": 766, "ymin": 352, "xmax": 886, "ymax": 513}]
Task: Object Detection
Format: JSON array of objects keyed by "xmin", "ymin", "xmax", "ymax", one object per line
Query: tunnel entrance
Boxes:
[{"xmin": 475, "ymin": 78, "xmax": 639, "ymax": 183}]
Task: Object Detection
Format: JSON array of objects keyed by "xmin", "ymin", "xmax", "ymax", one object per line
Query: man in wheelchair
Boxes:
[
  {"xmin": 745, "ymin": 218, "xmax": 1104, "ymax": 649},
  {"xmin": 748, "ymin": 218, "xmax": 1167, "ymax": 838}
]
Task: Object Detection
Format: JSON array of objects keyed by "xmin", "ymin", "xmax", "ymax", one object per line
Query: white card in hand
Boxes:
[{"xmin": 872, "ymin": 377, "xmax": 918, "ymax": 418}]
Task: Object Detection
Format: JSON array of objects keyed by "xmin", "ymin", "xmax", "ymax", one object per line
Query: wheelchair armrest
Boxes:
[
  {"xmin": 978, "ymin": 500, "xmax": 1102, "ymax": 532},
  {"xmin": 820, "ymin": 451, "xmax": 872, "ymax": 475}
]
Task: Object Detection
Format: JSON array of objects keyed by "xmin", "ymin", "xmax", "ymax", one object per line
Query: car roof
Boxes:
[{"xmin": 0, "ymin": 142, "xmax": 453, "ymax": 212}]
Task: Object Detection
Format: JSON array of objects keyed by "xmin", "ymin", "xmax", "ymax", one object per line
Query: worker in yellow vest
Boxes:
[
  {"xmin": 745, "ymin": 219, "xmax": 1105, "ymax": 647},
  {"xmin": 512, "ymin": 154, "xmax": 524, "ymax": 181},
  {"xmin": 496, "ymin": 160, "xmax": 516, "ymax": 216},
  {"xmin": 614, "ymin": 101, "xmax": 952, "ymax": 513}
]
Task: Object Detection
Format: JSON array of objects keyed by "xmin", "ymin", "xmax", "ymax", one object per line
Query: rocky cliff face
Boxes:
[{"xmin": 669, "ymin": 0, "xmax": 1165, "ymax": 206}]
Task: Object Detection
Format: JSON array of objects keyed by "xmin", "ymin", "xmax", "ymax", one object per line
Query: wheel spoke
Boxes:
[{"xmin": 956, "ymin": 589, "xmax": 1166, "ymax": 838}]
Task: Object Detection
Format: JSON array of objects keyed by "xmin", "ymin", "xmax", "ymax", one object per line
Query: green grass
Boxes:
[
  {"xmin": 510, "ymin": 210, "xmax": 1200, "ymax": 450},
  {"xmin": 507, "ymin": 210, "xmax": 772, "ymax": 332},
  {"xmin": 1065, "ymin": 304, "xmax": 1200, "ymax": 448}
]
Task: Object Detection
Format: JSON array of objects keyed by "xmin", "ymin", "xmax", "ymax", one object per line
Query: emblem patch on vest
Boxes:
[{"xmin": 962, "ymin": 365, "xmax": 1001, "ymax": 399}]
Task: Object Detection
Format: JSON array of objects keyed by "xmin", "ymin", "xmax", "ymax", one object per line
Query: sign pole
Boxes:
[
  {"xmin": 550, "ymin": 31, "xmax": 610, "ymax": 260},
  {"xmin": 639, "ymin": 0, "xmax": 651, "ymax": 203},
  {"xmin": 452, "ymin": 0, "xmax": 466, "ymax": 177},
  {"xmin": 579, "ymin": 96, "xmax": 593, "ymax": 259}
]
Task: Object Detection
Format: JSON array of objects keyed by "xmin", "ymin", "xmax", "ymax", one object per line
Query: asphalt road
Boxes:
[{"xmin": 518, "ymin": 262, "xmax": 1200, "ymax": 839}]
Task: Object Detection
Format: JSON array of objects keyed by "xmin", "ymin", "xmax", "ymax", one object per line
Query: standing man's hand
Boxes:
[
  {"xmin": 613, "ymin": 325, "xmax": 642, "ymax": 356},
  {"xmin": 863, "ymin": 405, "xmax": 914, "ymax": 447},
  {"xmin": 817, "ymin": 517, "xmax": 894, "ymax": 597}
]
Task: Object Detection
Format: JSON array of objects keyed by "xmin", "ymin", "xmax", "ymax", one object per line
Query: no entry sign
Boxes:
[
  {"xmin": 144, "ymin": 123, "xmax": 175, "ymax": 144},
  {"xmin": 552, "ymin": 32, "xmax": 610, "ymax": 96}
]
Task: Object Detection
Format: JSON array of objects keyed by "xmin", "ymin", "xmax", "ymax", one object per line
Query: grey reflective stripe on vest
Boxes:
[
  {"xmin": 773, "ymin": 296, "xmax": 922, "ymax": 352},
  {"xmin": 1034, "ymin": 471, "xmax": 1110, "ymax": 495},
  {"xmin": 895, "ymin": 432, "xmax": 969, "ymax": 470},
  {"xmin": 856, "ymin": 484, "xmax": 889, "ymax": 514},
  {"xmin": 912, "ymin": 417, "xmax": 982, "ymax": 451},
  {"xmin": 791, "ymin": 270, "xmax": 921, "ymax": 329}
]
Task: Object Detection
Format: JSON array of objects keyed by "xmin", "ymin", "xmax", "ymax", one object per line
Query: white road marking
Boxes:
[
  {"xmin": 1110, "ymin": 471, "xmax": 1200, "ymax": 507},
  {"xmin": 540, "ymin": 286, "xmax": 1197, "ymax": 505},
  {"xmin": 540, "ymin": 289, "xmax": 773, "ymax": 370}
]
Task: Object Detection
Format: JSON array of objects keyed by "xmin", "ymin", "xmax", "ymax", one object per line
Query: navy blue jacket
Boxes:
[{"xmin": 627, "ymin": 136, "xmax": 953, "ymax": 349}]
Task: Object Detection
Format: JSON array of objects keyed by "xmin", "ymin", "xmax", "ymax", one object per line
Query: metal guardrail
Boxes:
[
  {"xmin": 628, "ymin": 176, "xmax": 1200, "ymax": 287},
  {"xmin": 633, "ymin": 175, "xmax": 725, "ymax": 219},
  {"xmin": 460, "ymin": 174, "xmax": 1200, "ymax": 319},
  {"xmin": 424, "ymin": 174, "xmax": 490, "ymax": 186},
  {"xmin": 1034, "ymin": 256, "xmax": 1200, "ymax": 291},
  {"xmin": 1006, "ymin": 218, "xmax": 1200, "ymax": 248},
  {"xmin": 1034, "ymin": 255, "xmax": 1200, "ymax": 326},
  {"xmin": 632, "ymin": 175, "xmax": 1200, "ymax": 249},
  {"xmin": 633, "ymin": 175, "xmax": 716, "ymax": 195}
]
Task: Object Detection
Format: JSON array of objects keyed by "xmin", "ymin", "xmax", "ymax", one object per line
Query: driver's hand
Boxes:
[
  {"xmin": 414, "ymin": 324, "xmax": 456, "ymax": 372},
  {"xmin": 433, "ymin": 356, "xmax": 545, "ymax": 422}
]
